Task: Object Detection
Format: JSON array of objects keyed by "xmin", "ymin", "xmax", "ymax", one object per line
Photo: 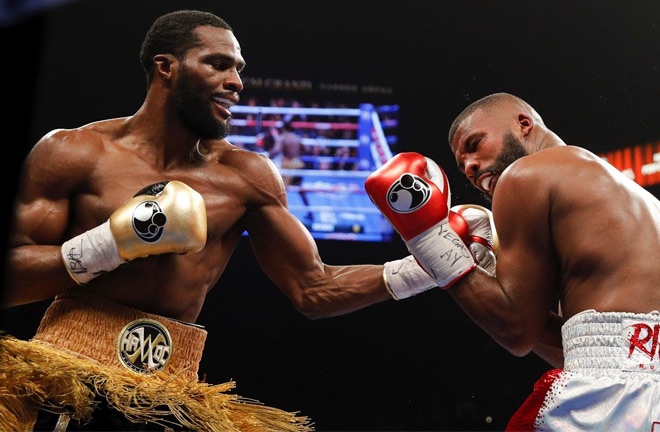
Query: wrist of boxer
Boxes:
[
  {"xmin": 383, "ymin": 255, "xmax": 437, "ymax": 300},
  {"xmin": 405, "ymin": 220, "xmax": 476, "ymax": 289},
  {"xmin": 61, "ymin": 220, "xmax": 125, "ymax": 285}
]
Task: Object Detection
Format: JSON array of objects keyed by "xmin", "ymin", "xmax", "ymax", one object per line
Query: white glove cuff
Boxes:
[
  {"xmin": 383, "ymin": 256, "xmax": 437, "ymax": 300},
  {"xmin": 61, "ymin": 220, "xmax": 125, "ymax": 285},
  {"xmin": 406, "ymin": 221, "xmax": 476, "ymax": 289}
]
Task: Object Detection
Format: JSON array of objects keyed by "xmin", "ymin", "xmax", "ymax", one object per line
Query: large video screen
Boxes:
[
  {"xmin": 600, "ymin": 140, "xmax": 660, "ymax": 187},
  {"xmin": 228, "ymin": 78, "xmax": 398, "ymax": 242}
]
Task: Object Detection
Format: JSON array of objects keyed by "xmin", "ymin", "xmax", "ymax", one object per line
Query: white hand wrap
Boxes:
[
  {"xmin": 61, "ymin": 220, "xmax": 125, "ymax": 285},
  {"xmin": 405, "ymin": 221, "xmax": 476, "ymax": 289},
  {"xmin": 383, "ymin": 255, "xmax": 437, "ymax": 300}
]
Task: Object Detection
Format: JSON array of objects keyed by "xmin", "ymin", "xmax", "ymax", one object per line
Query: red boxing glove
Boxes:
[
  {"xmin": 365, "ymin": 152, "xmax": 450, "ymax": 240},
  {"xmin": 366, "ymin": 153, "xmax": 476, "ymax": 288}
]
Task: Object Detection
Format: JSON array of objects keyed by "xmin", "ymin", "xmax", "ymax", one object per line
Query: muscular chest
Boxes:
[{"xmin": 76, "ymin": 157, "xmax": 250, "ymax": 242}]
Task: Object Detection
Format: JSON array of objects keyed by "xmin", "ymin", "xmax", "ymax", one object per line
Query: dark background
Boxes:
[{"xmin": 3, "ymin": 1, "xmax": 660, "ymax": 430}]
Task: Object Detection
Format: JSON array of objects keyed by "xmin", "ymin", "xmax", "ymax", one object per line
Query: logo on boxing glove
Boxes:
[
  {"xmin": 132, "ymin": 201, "xmax": 167, "ymax": 242},
  {"xmin": 386, "ymin": 173, "xmax": 433, "ymax": 214}
]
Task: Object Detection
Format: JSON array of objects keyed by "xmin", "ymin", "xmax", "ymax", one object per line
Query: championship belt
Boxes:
[{"xmin": 32, "ymin": 290, "xmax": 207, "ymax": 380}]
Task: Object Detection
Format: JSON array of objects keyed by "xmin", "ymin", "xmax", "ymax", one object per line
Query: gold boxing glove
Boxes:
[{"xmin": 61, "ymin": 181, "xmax": 207, "ymax": 285}]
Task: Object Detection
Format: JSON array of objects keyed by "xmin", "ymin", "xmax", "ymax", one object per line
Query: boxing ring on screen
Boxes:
[{"xmin": 229, "ymin": 103, "xmax": 398, "ymax": 241}]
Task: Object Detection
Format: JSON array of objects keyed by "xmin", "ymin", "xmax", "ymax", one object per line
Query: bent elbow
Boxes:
[
  {"xmin": 290, "ymin": 294, "xmax": 328, "ymax": 320},
  {"xmin": 506, "ymin": 343, "xmax": 534, "ymax": 358},
  {"xmin": 290, "ymin": 287, "xmax": 353, "ymax": 320},
  {"xmin": 496, "ymin": 330, "xmax": 536, "ymax": 358},
  {"xmin": 295, "ymin": 303, "xmax": 324, "ymax": 320},
  {"xmin": 300, "ymin": 309, "xmax": 325, "ymax": 320}
]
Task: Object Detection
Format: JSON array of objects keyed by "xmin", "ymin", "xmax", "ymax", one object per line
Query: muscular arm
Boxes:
[
  {"xmin": 241, "ymin": 156, "xmax": 391, "ymax": 318},
  {"xmin": 3, "ymin": 130, "xmax": 92, "ymax": 307},
  {"xmin": 447, "ymin": 162, "xmax": 562, "ymax": 360}
]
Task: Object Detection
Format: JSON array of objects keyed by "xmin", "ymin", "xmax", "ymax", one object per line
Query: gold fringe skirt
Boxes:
[{"xmin": 0, "ymin": 292, "xmax": 313, "ymax": 431}]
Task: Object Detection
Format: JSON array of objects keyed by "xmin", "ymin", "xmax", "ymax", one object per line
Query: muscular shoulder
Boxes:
[
  {"xmin": 30, "ymin": 119, "xmax": 126, "ymax": 166},
  {"xmin": 23, "ymin": 121, "xmax": 124, "ymax": 192},
  {"xmin": 498, "ymin": 146, "xmax": 608, "ymax": 199},
  {"xmin": 205, "ymin": 140, "xmax": 287, "ymax": 205},
  {"xmin": 492, "ymin": 145, "xmax": 613, "ymax": 237}
]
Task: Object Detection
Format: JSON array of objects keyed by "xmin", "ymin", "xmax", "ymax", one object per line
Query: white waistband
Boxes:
[{"xmin": 562, "ymin": 310, "xmax": 660, "ymax": 375}]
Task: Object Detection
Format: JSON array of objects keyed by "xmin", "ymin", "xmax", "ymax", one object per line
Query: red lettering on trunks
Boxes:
[{"xmin": 628, "ymin": 323, "xmax": 660, "ymax": 359}]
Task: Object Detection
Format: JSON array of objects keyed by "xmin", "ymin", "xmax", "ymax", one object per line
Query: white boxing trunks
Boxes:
[{"xmin": 506, "ymin": 309, "xmax": 660, "ymax": 431}]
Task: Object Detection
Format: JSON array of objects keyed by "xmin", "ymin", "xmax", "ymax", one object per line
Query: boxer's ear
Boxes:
[
  {"xmin": 153, "ymin": 54, "xmax": 177, "ymax": 80},
  {"xmin": 517, "ymin": 113, "xmax": 533, "ymax": 137}
]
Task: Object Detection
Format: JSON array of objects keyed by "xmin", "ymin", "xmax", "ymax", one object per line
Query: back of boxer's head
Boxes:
[{"xmin": 140, "ymin": 10, "xmax": 233, "ymax": 86}]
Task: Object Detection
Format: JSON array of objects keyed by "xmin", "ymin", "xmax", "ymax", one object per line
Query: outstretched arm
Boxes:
[{"xmin": 241, "ymin": 155, "xmax": 392, "ymax": 318}]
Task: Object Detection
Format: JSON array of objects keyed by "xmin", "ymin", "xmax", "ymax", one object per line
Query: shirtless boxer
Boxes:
[
  {"xmin": 1, "ymin": 10, "xmax": 443, "ymax": 431},
  {"xmin": 366, "ymin": 92, "xmax": 660, "ymax": 430}
]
